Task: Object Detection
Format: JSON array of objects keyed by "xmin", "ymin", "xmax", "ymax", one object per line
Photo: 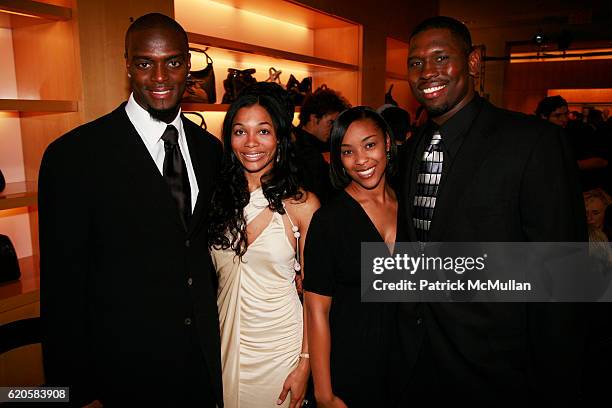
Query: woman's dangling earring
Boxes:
[{"xmin": 386, "ymin": 150, "xmax": 391, "ymax": 162}]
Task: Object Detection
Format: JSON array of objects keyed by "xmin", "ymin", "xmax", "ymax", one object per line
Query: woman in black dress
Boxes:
[{"xmin": 304, "ymin": 106, "xmax": 401, "ymax": 407}]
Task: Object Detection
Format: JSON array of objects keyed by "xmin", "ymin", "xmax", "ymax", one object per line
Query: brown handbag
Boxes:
[{"xmin": 182, "ymin": 47, "xmax": 217, "ymax": 103}]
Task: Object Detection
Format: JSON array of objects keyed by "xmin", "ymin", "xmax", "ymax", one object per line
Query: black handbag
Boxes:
[
  {"xmin": 287, "ymin": 74, "xmax": 312, "ymax": 105},
  {"xmin": 0, "ymin": 168, "xmax": 5, "ymax": 192},
  {"xmin": 183, "ymin": 111, "xmax": 207, "ymax": 131},
  {"xmin": 222, "ymin": 68, "xmax": 257, "ymax": 104},
  {"xmin": 182, "ymin": 47, "xmax": 216, "ymax": 103},
  {"xmin": 385, "ymin": 84, "xmax": 399, "ymax": 106},
  {"xmin": 0, "ymin": 234, "xmax": 20, "ymax": 283}
]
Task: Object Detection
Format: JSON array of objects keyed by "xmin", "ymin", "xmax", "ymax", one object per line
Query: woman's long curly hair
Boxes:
[{"xmin": 208, "ymin": 89, "xmax": 302, "ymax": 257}]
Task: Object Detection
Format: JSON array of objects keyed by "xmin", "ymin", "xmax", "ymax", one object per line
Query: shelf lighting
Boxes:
[
  {"xmin": 0, "ymin": 9, "xmax": 43, "ymax": 19},
  {"xmin": 509, "ymin": 48, "xmax": 612, "ymax": 63}
]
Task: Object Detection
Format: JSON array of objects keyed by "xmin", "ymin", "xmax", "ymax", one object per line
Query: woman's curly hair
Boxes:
[{"xmin": 208, "ymin": 87, "xmax": 302, "ymax": 257}]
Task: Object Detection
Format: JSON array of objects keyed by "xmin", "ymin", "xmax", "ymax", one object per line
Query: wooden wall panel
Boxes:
[{"xmin": 504, "ymin": 59, "xmax": 612, "ymax": 114}]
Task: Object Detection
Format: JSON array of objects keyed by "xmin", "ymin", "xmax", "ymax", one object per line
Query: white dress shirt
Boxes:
[{"xmin": 125, "ymin": 93, "xmax": 199, "ymax": 211}]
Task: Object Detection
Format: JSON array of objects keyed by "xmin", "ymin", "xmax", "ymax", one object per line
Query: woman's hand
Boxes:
[{"xmin": 277, "ymin": 358, "xmax": 310, "ymax": 408}]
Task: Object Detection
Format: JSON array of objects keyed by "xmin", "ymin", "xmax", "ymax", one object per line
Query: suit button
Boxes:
[
  {"xmin": 416, "ymin": 317, "xmax": 423, "ymax": 325},
  {"xmin": 187, "ymin": 277, "xmax": 193, "ymax": 286},
  {"xmin": 185, "ymin": 240, "xmax": 191, "ymax": 248},
  {"xmin": 184, "ymin": 318, "xmax": 192, "ymax": 326}
]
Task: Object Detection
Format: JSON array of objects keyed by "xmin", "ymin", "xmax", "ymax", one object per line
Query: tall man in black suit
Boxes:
[
  {"xmin": 39, "ymin": 13, "xmax": 223, "ymax": 407},
  {"xmin": 396, "ymin": 16, "xmax": 587, "ymax": 405}
]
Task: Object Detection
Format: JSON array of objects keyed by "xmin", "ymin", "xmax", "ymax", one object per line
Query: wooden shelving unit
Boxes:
[
  {"xmin": 176, "ymin": 0, "xmax": 361, "ymax": 136},
  {"xmin": 188, "ymin": 32, "xmax": 359, "ymax": 72},
  {"xmin": 0, "ymin": 99, "xmax": 78, "ymax": 112},
  {"xmin": 0, "ymin": 182, "xmax": 37, "ymax": 211},
  {"xmin": 0, "ymin": 0, "xmax": 78, "ymax": 328},
  {"xmin": 0, "ymin": 0, "xmax": 71, "ymax": 28},
  {"xmin": 385, "ymin": 37, "xmax": 418, "ymax": 113}
]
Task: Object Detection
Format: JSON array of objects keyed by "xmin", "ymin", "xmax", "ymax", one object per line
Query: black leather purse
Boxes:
[
  {"xmin": 182, "ymin": 47, "xmax": 217, "ymax": 103},
  {"xmin": 0, "ymin": 234, "xmax": 20, "ymax": 283},
  {"xmin": 287, "ymin": 74, "xmax": 312, "ymax": 105},
  {"xmin": 222, "ymin": 68, "xmax": 257, "ymax": 104}
]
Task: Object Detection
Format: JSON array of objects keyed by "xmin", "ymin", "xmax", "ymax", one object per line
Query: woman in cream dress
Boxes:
[{"xmin": 208, "ymin": 86, "xmax": 319, "ymax": 408}]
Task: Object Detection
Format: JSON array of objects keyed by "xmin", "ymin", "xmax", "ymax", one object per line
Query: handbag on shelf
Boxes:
[
  {"xmin": 182, "ymin": 47, "xmax": 216, "ymax": 104},
  {"xmin": 286, "ymin": 74, "xmax": 312, "ymax": 105},
  {"xmin": 0, "ymin": 234, "xmax": 20, "ymax": 284},
  {"xmin": 265, "ymin": 67, "xmax": 282, "ymax": 84},
  {"xmin": 183, "ymin": 111, "xmax": 207, "ymax": 131},
  {"xmin": 222, "ymin": 68, "xmax": 257, "ymax": 104},
  {"xmin": 385, "ymin": 84, "xmax": 399, "ymax": 106}
]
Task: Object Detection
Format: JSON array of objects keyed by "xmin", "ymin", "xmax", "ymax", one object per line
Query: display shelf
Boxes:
[
  {"xmin": 386, "ymin": 72, "xmax": 409, "ymax": 82},
  {"xmin": 182, "ymin": 103, "xmax": 230, "ymax": 112},
  {"xmin": 177, "ymin": 0, "xmax": 361, "ymax": 106},
  {"xmin": 0, "ymin": 99, "xmax": 78, "ymax": 113},
  {"xmin": 0, "ymin": 0, "xmax": 71, "ymax": 29},
  {"xmin": 188, "ymin": 32, "xmax": 359, "ymax": 72},
  {"xmin": 181, "ymin": 103, "xmax": 301, "ymax": 113},
  {"xmin": 0, "ymin": 182, "xmax": 37, "ymax": 211}
]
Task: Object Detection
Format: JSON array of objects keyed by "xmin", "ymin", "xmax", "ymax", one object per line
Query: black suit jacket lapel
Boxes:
[
  {"xmin": 111, "ymin": 105, "xmax": 187, "ymax": 233},
  {"xmin": 428, "ymin": 101, "xmax": 498, "ymax": 241},
  {"xmin": 183, "ymin": 117, "xmax": 209, "ymax": 237}
]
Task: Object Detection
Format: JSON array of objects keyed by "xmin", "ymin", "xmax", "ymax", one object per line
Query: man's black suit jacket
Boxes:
[
  {"xmin": 396, "ymin": 96, "xmax": 588, "ymax": 404},
  {"xmin": 39, "ymin": 104, "xmax": 223, "ymax": 406}
]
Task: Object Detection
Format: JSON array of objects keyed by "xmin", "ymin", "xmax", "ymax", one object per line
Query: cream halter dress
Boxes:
[{"xmin": 211, "ymin": 188, "xmax": 303, "ymax": 408}]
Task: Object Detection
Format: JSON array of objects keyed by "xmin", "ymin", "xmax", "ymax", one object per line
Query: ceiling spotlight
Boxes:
[{"xmin": 533, "ymin": 32, "xmax": 545, "ymax": 45}]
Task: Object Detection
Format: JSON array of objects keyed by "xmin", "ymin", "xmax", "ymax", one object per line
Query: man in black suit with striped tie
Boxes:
[{"xmin": 396, "ymin": 16, "xmax": 587, "ymax": 406}]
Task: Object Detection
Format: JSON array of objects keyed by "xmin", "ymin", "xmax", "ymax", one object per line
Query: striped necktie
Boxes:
[{"xmin": 413, "ymin": 130, "xmax": 443, "ymax": 241}]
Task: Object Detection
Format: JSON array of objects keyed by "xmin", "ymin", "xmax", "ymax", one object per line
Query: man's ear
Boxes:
[
  {"xmin": 186, "ymin": 50, "xmax": 191, "ymax": 71},
  {"xmin": 468, "ymin": 47, "xmax": 481, "ymax": 78},
  {"xmin": 310, "ymin": 114, "xmax": 319, "ymax": 125}
]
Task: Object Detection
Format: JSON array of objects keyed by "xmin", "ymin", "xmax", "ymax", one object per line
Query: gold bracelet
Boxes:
[{"xmin": 299, "ymin": 352, "xmax": 310, "ymax": 359}]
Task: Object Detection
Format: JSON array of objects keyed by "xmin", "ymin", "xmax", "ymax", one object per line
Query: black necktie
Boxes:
[{"xmin": 161, "ymin": 125, "xmax": 191, "ymax": 229}]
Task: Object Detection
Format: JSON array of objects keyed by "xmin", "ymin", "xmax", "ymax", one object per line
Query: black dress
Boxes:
[{"xmin": 304, "ymin": 190, "xmax": 402, "ymax": 407}]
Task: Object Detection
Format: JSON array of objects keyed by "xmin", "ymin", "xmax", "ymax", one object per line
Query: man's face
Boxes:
[
  {"xmin": 311, "ymin": 112, "xmax": 339, "ymax": 143},
  {"xmin": 547, "ymin": 106, "xmax": 569, "ymax": 128},
  {"xmin": 407, "ymin": 28, "xmax": 478, "ymax": 124},
  {"xmin": 126, "ymin": 27, "xmax": 190, "ymax": 122}
]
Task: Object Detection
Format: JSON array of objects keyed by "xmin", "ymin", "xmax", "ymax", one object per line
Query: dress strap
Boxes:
[
  {"xmin": 245, "ymin": 188, "xmax": 269, "ymax": 225},
  {"xmin": 282, "ymin": 202, "xmax": 301, "ymax": 273}
]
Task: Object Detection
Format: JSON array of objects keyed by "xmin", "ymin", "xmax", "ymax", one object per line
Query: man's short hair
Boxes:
[
  {"xmin": 298, "ymin": 86, "xmax": 350, "ymax": 127},
  {"xmin": 124, "ymin": 13, "xmax": 189, "ymax": 58},
  {"xmin": 410, "ymin": 16, "xmax": 473, "ymax": 56},
  {"xmin": 535, "ymin": 95, "xmax": 568, "ymax": 118}
]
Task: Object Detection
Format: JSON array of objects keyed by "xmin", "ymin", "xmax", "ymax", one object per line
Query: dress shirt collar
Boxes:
[
  {"xmin": 125, "ymin": 93, "xmax": 184, "ymax": 148},
  {"xmin": 436, "ymin": 93, "xmax": 483, "ymax": 146}
]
